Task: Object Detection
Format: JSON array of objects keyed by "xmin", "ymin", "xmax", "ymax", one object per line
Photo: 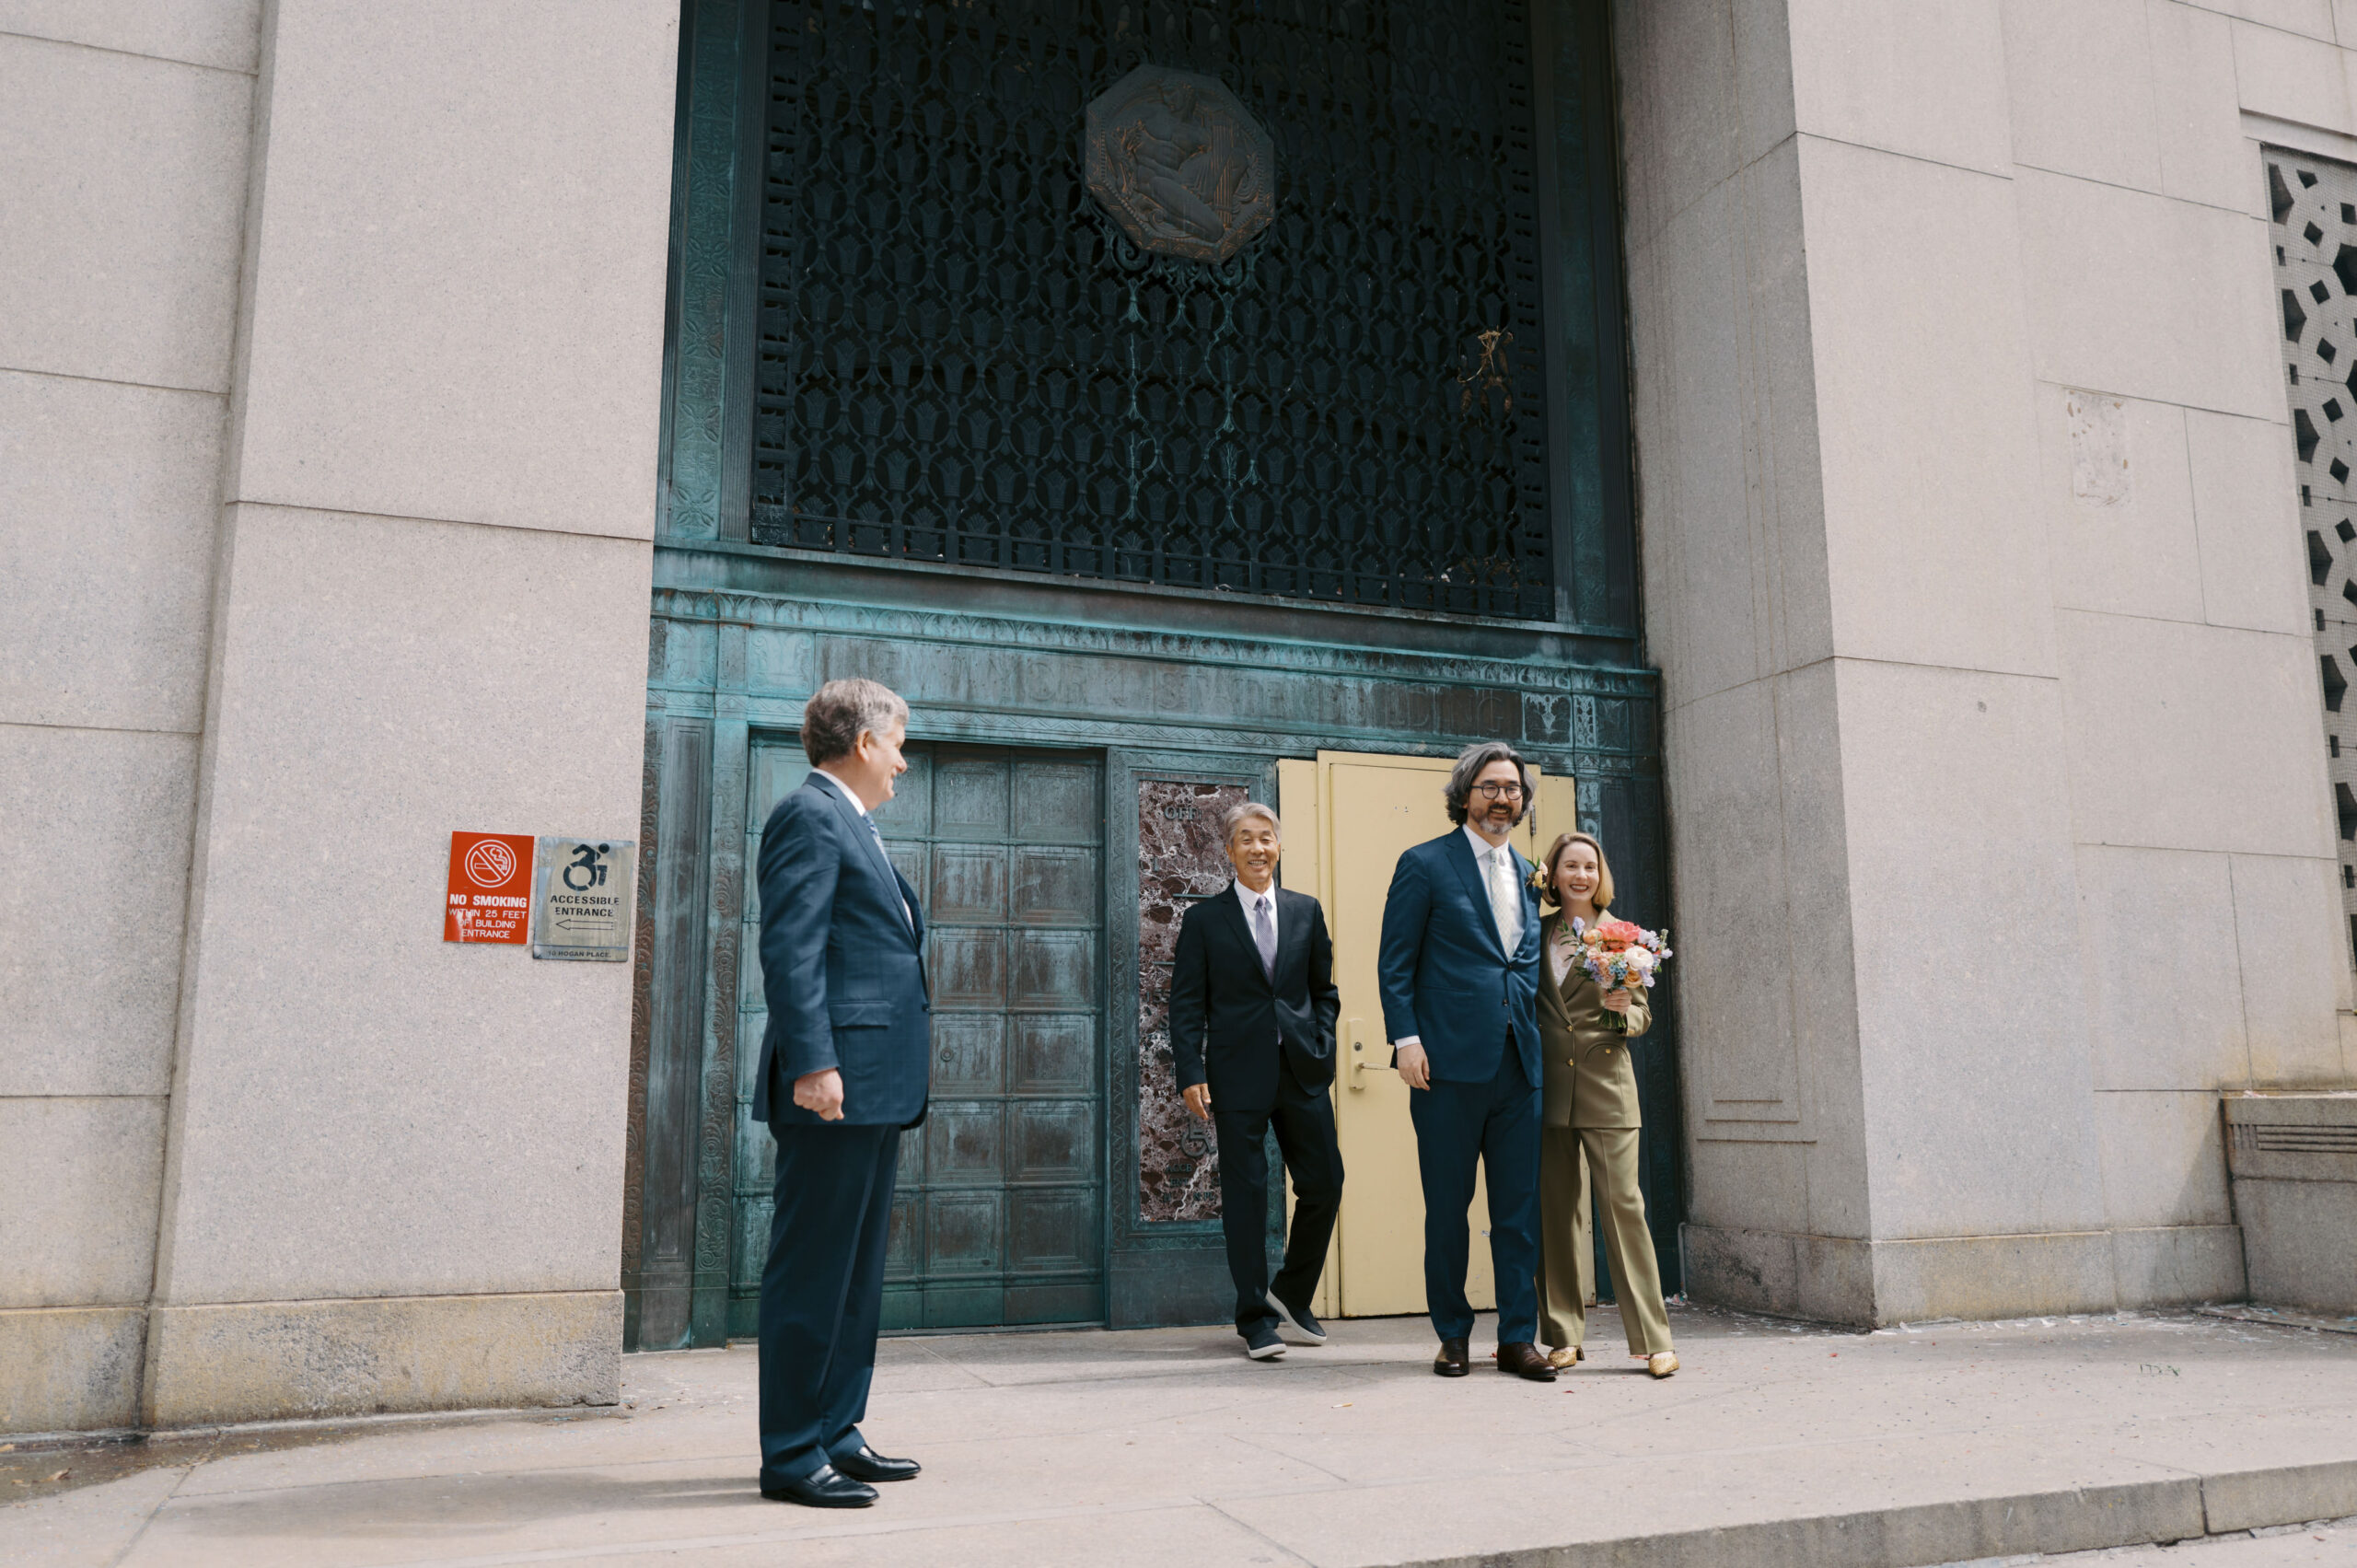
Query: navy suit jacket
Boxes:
[
  {"xmin": 1376, "ymin": 830, "xmax": 1544, "ymax": 1086},
  {"xmin": 752, "ymin": 775, "xmax": 931, "ymax": 1128}
]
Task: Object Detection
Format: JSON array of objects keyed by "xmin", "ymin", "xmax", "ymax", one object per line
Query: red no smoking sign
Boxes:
[{"xmin": 445, "ymin": 831, "xmax": 535, "ymax": 945}]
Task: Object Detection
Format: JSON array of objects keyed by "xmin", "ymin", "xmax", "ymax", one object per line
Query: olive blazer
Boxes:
[{"xmin": 1537, "ymin": 911, "xmax": 1653, "ymax": 1130}]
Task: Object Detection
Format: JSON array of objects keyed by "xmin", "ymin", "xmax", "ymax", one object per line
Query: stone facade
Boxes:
[
  {"xmin": 11, "ymin": 0, "xmax": 2357, "ymax": 1434},
  {"xmin": 1620, "ymin": 0, "xmax": 2357, "ymax": 1322},
  {"xmin": 0, "ymin": 0, "xmax": 678, "ymax": 1433}
]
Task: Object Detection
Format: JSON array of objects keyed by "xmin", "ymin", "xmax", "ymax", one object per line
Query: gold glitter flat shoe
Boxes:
[
  {"xmin": 1646, "ymin": 1352, "xmax": 1678, "ymax": 1378},
  {"xmin": 1547, "ymin": 1348, "xmax": 1578, "ymax": 1370}
]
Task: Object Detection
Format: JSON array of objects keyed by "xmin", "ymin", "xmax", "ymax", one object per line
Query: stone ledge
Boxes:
[
  {"xmin": 2111, "ymin": 1223, "xmax": 2246, "ymax": 1307},
  {"xmin": 142, "ymin": 1290, "xmax": 621, "ymax": 1428},
  {"xmin": 1683, "ymin": 1223, "xmax": 2119, "ymax": 1324},
  {"xmin": 0, "ymin": 1306, "xmax": 144, "ymax": 1434}
]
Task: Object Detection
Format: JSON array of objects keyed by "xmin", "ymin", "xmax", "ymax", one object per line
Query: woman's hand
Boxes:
[{"xmin": 1600, "ymin": 988, "xmax": 1633, "ymax": 1014}]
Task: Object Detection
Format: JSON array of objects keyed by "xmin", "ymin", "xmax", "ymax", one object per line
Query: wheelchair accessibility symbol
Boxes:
[{"xmin": 561, "ymin": 842, "xmax": 611, "ymax": 891}]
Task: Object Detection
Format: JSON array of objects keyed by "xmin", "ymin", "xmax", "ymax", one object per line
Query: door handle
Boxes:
[{"xmin": 1348, "ymin": 1017, "xmax": 1391, "ymax": 1090}]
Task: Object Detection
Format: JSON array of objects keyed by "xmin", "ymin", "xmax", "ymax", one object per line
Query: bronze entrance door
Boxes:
[
  {"xmin": 733, "ymin": 740, "xmax": 1107, "ymax": 1333},
  {"xmin": 633, "ymin": 0, "xmax": 1671, "ymax": 1346}
]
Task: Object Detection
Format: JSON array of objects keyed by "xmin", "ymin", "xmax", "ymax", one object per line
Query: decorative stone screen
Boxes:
[
  {"xmin": 752, "ymin": 0, "xmax": 1556, "ymax": 619},
  {"xmin": 2268, "ymin": 148, "xmax": 2357, "ymax": 964}
]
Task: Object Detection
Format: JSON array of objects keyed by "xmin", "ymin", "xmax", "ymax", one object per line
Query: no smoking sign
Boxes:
[{"xmin": 445, "ymin": 831, "xmax": 535, "ymax": 945}]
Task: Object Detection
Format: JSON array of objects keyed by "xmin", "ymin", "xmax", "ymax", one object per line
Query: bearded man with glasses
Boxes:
[{"xmin": 1376, "ymin": 741, "xmax": 1554, "ymax": 1381}]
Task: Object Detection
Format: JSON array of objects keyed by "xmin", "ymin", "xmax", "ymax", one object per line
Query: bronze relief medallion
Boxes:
[{"xmin": 1084, "ymin": 65, "xmax": 1275, "ymax": 263}]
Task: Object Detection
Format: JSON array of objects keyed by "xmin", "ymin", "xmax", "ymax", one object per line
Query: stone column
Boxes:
[
  {"xmin": 0, "ymin": 3, "xmax": 259, "ymax": 1433},
  {"xmin": 1620, "ymin": 0, "xmax": 2348, "ymax": 1323},
  {"xmin": 138, "ymin": 0, "xmax": 679, "ymax": 1423}
]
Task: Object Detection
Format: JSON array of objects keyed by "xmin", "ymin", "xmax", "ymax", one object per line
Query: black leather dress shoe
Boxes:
[
  {"xmin": 761, "ymin": 1464, "xmax": 877, "ymax": 1508},
  {"xmin": 831, "ymin": 1445, "xmax": 921, "ymax": 1483},
  {"xmin": 1498, "ymin": 1342, "xmax": 1558, "ymax": 1381},
  {"xmin": 1434, "ymin": 1336, "xmax": 1470, "ymax": 1376}
]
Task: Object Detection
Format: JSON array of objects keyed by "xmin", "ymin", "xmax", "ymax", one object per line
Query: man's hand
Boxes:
[
  {"xmin": 1182, "ymin": 1083, "xmax": 1213, "ymax": 1121},
  {"xmin": 794, "ymin": 1068, "xmax": 845, "ymax": 1121},
  {"xmin": 1601, "ymin": 988, "xmax": 1633, "ymax": 1014},
  {"xmin": 1393, "ymin": 1040, "xmax": 1432, "ymax": 1091}
]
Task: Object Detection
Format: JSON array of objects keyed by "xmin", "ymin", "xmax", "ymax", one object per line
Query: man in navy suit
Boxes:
[
  {"xmin": 752, "ymin": 678, "xmax": 932, "ymax": 1507},
  {"xmin": 1377, "ymin": 741, "xmax": 1555, "ymax": 1381},
  {"xmin": 1168, "ymin": 802, "xmax": 1344, "ymax": 1362}
]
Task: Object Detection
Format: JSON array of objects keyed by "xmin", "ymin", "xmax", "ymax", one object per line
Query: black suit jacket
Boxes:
[{"xmin": 1168, "ymin": 884, "xmax": 1341, "ymax": 1114}]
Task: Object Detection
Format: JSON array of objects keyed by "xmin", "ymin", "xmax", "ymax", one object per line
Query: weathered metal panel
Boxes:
[
  {"xmin": 633, "ymin": 714, "xmax": 712, "ymax": 1351},
  {"xmin": 638, "ymin": 0, "xmax": 1672, "ymax": 1335}
]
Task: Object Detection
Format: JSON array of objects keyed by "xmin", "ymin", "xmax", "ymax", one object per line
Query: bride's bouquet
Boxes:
[{"xmin": 1567, "ymin": 917, "xmax": 1671, "ymax": 1033}]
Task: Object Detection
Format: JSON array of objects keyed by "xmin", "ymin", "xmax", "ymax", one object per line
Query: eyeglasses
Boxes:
[{"xmin": 1472, "ymin": 782, "xmax": 1525, "ymax": 800}]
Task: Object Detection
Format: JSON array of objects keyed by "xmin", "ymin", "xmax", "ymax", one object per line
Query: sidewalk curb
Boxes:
[
  {"xmin": 1396, "ymin": 1459, "xmax": 2357, "ymax": 1568},
  {"xmin": 2204, "ymin": 1458, "xmax": 2357, "ymax": 1535}
]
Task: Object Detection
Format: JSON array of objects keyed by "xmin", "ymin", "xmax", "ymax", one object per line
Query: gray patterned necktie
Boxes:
[
  {"xmin": 1249, "ymin": 892, "xmax": 1277, "ymax": 981},
  {"xmin": 865, "ymin": 816, "xmax": 911, "ymax": 931}
]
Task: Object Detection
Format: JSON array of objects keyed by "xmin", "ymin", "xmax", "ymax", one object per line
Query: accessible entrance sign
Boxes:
[
  {"xmin": 531, "ymin": 837, "xmax": 637, "ymax": 961},
  {"xmin": 445, "ymin": 831, "xmax": 535, "ymax": 945}
]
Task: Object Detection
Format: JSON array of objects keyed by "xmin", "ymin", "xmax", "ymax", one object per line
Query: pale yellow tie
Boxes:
[{"xmin": 1487, "ymin": 846, "xmax": 1521, "ymax": 954}]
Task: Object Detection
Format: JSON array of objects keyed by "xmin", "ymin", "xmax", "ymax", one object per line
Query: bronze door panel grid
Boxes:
[{"xmin": 732, "ymin": 740, "xmax": 1107, "ymax": 1334}]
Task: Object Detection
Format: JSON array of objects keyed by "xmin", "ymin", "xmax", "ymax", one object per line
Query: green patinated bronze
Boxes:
[{"xmin": 631, "ymin": 0, "xmax": 1675, "ymax": 1350}]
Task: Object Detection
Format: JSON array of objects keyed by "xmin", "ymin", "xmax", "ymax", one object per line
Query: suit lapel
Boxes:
[
  {"xmin": 1441, "ymin": 830, "xmax": 1505, "ymax": 958},
  {"xmin": 1272, "ymin": 888, "xmax": 1310, "ymax": 978},
  {"xmin": 811, "ymin": 776, "xmax": 913, "ymax": 945},
  {"xmin": 1511, "ymin": 845, "xmax": 1541, "ymax": 966},
  {"xmin": 1537, "ymin": 913, "xmax": 1572, "ymax": 1026},
  {"xmin": 895, "ymin": 864, "xmax": 925, "ymax": 945}
]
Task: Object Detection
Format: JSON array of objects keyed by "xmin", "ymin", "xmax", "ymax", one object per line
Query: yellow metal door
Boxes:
[{"xmin": 1277, "ymin": 750, "xmax": 1575, "ymax": 1319}]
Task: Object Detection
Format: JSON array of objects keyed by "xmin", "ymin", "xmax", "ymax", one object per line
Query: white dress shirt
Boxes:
[
  {"xmin": 811, "ymin": 766, "xmax": 865, "ymax": 815},
  {"xmin": 1466, "ymin": 824, "xmax": 1524, "ymax": 955},
  {"xmin": 1394, "ymin": 828, "xmax": 1523, "ymax": 1053},
  {"xmin": 1233, "ymin": 879, "xmax": 1279, "ymax": 948}
]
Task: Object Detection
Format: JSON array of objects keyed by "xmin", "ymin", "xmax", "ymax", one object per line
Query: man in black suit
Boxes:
[
  {"xmin": 752, "ymin": 678, "xmax": 931, "ymax": 1508},
  {"xmin": 1169, "ymin": 802, "xmax": 1344, "ymax": 1361}
]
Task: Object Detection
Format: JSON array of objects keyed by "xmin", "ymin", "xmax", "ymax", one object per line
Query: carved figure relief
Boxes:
[{"xmin": 1085, "ymin": 65, "xmax": 1274, "ymax": 263}]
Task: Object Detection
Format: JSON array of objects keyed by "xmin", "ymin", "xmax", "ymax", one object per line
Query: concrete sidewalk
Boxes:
[{"xmin": 8, "ymin": 1303, "xmax": 2357, "ymax": 1568}]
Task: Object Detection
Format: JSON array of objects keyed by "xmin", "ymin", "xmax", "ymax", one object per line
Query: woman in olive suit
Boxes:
[{"xmin": 1534, "ymin": 831, "xmax": 1677, "ymax": 1377}]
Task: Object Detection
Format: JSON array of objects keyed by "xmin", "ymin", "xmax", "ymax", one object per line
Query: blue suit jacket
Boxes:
[
  {"xmin": 1376, "ymin": 830, "xmax": 1544, "ymax": 1086},
  {"xmin": 752, "ymin": 776, "xmax": 931, "ymax": 1128}
]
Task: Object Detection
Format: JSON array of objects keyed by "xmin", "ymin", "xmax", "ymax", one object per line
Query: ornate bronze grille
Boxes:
[{"xmin": 754, "ymin": 0, "xmax": 1556, "ymax": 619}]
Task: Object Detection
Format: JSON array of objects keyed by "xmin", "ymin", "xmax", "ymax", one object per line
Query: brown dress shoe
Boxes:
[
  {"xmin": 1498, "ymin": 1342, "xmax": 1558, "ymax": 1381},
  {"xmin": 1434, "ymin": 1337, "xmax": 1470, "ymax": 1376}
]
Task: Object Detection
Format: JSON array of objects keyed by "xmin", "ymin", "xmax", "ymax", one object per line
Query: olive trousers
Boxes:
[{"xmin": 1537, "ymin": 1125, "xmax": 1674, "ymax": 1356}]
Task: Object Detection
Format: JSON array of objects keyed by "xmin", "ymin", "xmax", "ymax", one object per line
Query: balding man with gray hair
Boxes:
[{"xmin": 1167, "ymin": 800, "xmax": 1343, "ymax": 1361}]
